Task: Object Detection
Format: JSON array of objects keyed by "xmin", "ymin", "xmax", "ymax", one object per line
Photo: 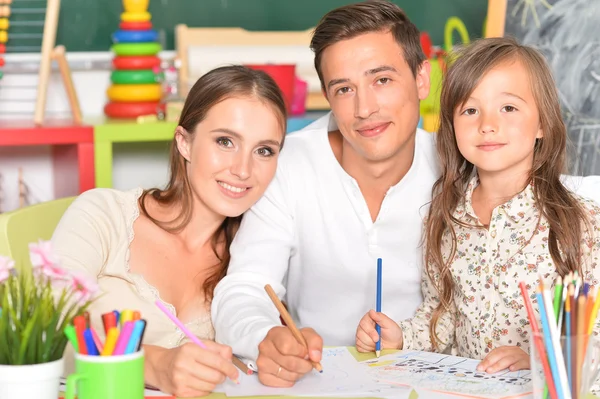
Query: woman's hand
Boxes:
[{"xmin": 145, "ymin": 341, "xmax": 239, "ymax": 397}]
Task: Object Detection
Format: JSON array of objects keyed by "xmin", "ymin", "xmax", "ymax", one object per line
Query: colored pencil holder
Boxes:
[
  {"xmin": 64, "ymin": 350, "xmax": 144, "ymax": 399},
  {"xmin": 530, "ymin": 332, "xmax": 600, "ymax": 399}
]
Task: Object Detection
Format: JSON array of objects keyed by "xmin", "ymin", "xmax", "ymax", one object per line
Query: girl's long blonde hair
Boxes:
[{"xmin": 426, "ymin": 37, "xmax": 588, "ymax": 349}]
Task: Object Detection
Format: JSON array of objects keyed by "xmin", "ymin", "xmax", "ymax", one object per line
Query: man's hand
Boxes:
[{"xmin": 256, "ymin": 326, "xmax": 323, "ymax": 387}]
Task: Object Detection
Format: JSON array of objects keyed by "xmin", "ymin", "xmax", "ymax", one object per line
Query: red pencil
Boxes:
[{"xmin": 519, "ymin": 282, "xmax": 558, "ymax": 399}]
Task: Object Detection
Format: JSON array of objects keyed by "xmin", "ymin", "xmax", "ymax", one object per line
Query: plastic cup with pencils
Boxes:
[{"xmin": 64, "ymin": 310, "xmax": 147, "ymax": 399}]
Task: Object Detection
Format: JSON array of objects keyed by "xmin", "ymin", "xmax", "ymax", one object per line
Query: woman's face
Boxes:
[{"xmin": 176, "ymin": 96, "xmax": 284, "ymax": 218}]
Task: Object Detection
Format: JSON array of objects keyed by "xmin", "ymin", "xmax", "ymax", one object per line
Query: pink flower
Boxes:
[
  {"xmin": 0, "ymin": 255, "xmax": 14, "ymax": 283},
  {"xmin": 29, "ymin": 240, "xmax": 68, "ymax": 280},
  {"xmin": 68, "ymin": 270, "xmax": 99, "ymax": 304}
]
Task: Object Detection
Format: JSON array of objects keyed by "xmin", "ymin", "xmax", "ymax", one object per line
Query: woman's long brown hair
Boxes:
[
  {"xmin": 139, "ymin": 65, "xmax": 287, "ymax": 302},
  {"xmin": 426, "ymin": 37, "xmax": 589, "ymax": 349}
]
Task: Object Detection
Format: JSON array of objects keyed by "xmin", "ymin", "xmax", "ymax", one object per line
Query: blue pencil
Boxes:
[
  {"xmin": 537, "ymin": 289, "xmax": 568, "ymax": 399},
  {"xmin": 376, "ymin": 258, "xmax": 382, "ymax": 358}
]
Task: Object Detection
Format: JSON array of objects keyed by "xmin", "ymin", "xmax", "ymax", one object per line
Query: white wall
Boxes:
[{"xmin": 0, "ymin": 51, "xmax": 176, "ymax": 213}]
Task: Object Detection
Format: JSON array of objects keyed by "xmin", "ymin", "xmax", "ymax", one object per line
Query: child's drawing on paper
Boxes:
[{"xmin": 365, "ymin": 351, "xmax": 533, "ymax": 399}]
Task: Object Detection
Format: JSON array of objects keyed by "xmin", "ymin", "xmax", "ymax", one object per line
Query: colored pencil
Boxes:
[
  {"xmin": 576, "ymin": 295, "xmax": 586, "ymax": 399},
  {"xmin": 566, "ymin": 285, "xmax": 572, "ymax": 393},
  {"xmin": 233, "ymin": 355, "xmax": 253, "ymax": 375},
  {"xmin": 554, "ymin": 276, "xmax": 564, "ymax": 325},
  {"xmin": 376, "ymin": 257, "xmax": 382, "ymax": 358},
  {"xmin": 264, "ymin": 284, "xmax": 324, "ymax": 373},
  {"xmin": 519, "ymin": 282, "xmax": 558, "ymax": 399},
  {"xmin": 540, "ymin": 282, "xmax": 571, "ymax": 399}
]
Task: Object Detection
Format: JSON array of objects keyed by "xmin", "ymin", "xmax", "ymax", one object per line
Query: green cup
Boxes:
[{"xmin": 65, "ymin": 350, "xmax": 144, "ymax": 399}]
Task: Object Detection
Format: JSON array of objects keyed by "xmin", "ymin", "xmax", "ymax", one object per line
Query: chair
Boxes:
[
  {"xmin": 0, "ymin": 197, "xmax": 75, "ymax": 271},
  {"xmin": 175, "ymin": 25, "xmax": 329, "ymax": 110}
]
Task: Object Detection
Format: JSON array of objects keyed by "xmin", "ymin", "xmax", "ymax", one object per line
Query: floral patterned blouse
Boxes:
[{"xmin": 399, "ymin": 177, "xmax": 600, "ymax": 358}]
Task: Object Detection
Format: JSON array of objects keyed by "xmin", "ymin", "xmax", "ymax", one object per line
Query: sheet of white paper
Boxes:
[
  {"xmin": 215, "ymin": 347, "xmax": 412, "ymax": 398},
  {"xmin": 361, "ymin": 351, "xmax": 533, "ymax": 399}
]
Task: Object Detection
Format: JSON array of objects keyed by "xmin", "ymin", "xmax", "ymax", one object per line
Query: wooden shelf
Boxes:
[{"xmin": 0, "ymin": 120, "xmax": 95, "ymax": 197}]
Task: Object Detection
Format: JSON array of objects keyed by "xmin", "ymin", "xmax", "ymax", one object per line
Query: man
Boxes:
[
  {"xmin": 212, "ymin": 0, "xmax": 436, "ymax": 387},
  {"xmin": 212, "ymin": 0, "xmax": 600, "ymax": 389}
]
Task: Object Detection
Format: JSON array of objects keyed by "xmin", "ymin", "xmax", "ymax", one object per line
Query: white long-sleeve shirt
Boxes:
[{"xmin": 211, "ymin": 113, "xmax": 440, "ymax": 361}]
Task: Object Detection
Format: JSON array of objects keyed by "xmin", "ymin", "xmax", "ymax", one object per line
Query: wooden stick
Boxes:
[
  {"xmin": 52, "ymin": 45, "xmax": 82, "ymax": 125},
  {"xmin": 34, "ymin": 0, "xmax": 61, "ymax": 125},
  {"xmin": 232, "ymin": 355, "xmax": 253, "ymax": 375},
  {"xmin": 264, "ymin": 284, "xmax": 323, "ymax": 372}
]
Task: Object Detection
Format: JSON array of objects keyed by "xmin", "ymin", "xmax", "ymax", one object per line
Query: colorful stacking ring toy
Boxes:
[
  {"xmin": 111, "ymin": 69, "xmax": 161, "ymax": 84},
  {"xmin": 113, "ymin": 55, "xmax": 161, "ymax": 70},
  {"xmin": 119, "ymin": 21, "xmax": 152, "ymax": 31},
  {"xmin": 112, "ymin": 29, "xmax": 158, "ymax": 43},
  {"xmin": 104, "ymin": 101, "xmax": 162, "ymax": 119},
  {"xmin": 121, "ymin": 11, "xmax": 151, "ymax": 22},
  {"xmin": 123, "ymin": 0, "xmax": 149, "ymax": 13},
  {"xmin": 107, "ymin": 84, "xmax": 162, "ymax": 102},
  {"xmin": 112, "ymin": 42, "xmax": 161, "ymax": 56}
]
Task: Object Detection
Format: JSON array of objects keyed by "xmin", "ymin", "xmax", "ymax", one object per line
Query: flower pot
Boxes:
[{"xmin": 0, "ymin": 357, "xmax": 64, "ymax": 399}]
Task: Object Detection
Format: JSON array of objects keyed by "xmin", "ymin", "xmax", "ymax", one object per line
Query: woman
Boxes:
[{"xmin": 52, "ymin": 65, "xmax": 287, "ymax": 397}]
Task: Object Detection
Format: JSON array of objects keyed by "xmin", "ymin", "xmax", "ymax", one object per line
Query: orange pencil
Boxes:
[
  {"xmin": 132, "ymin": 310, "xmax": 141, "ymax": 321},
  {"xmin": 264, "ymin": 284, "xmax": 323, "ymax": 373}
]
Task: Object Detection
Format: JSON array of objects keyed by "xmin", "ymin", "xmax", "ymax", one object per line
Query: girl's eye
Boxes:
[
  {"xmin": 217, "ymin": 137, "xmax": 233, "ymax": 147},
  {"xmin": 502, "ymin": 105, "xmax": 517, "ymax": 112},
  {"xmin": 256, "ymin": 147, "xmax": 275, "ymax": 157},
  {"xmin": 462, "ymin": 108, "xmax": 478, "ymax": 115}
]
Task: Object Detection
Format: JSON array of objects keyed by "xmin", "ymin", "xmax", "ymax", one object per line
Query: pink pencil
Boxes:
[
  {"xmin": 91, "ymin": 327, "xmax": 104, "ymax": 353},
  {"xmin": 154, "ymin": 300, "xmax": 240, "ymax": 384},
  {"xmin": 112, "ymin": 321, "xmax": 135, "ymax": 355}
]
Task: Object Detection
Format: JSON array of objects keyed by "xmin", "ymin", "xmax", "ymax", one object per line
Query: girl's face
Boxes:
[
  {"xmin": 176, "ymin": 96, "xmax": 284, "ymax": 218},
  {"xmin": 453, "ymin": 59, "xmax": 543, "ymax": 179}
]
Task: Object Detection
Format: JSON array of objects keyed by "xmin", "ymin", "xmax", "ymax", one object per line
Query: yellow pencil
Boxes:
[
  {"xmin": 101, "ymin": 327, "xmax": 120, "ymax": 356},
  {"xmin": 588, "ymin": 287, "xmax": 600, "ymax": 335},
  {"xmin": 120, "ymin": 309, "xmax": 133, "ymax": 326}
]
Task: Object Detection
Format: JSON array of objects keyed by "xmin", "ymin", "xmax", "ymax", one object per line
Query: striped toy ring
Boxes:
[
  {"xmin": 112, "ymin": 42, "xmax": 161, "ymax": 56},
  {"xmin": 112, "ymin": 55, "xmax": 161, "ymax": 70},
  {"xmin": 111, "ymin": 69, "xmax": 162, "ymax": 84},
  {"xmin": 104, "ymin": 101, "xmax": 162, "ymax": 119},
  {"xmin": 112, "ymin": 29, "xmax": 158, "ymax": 43},
  {"xmin": 120, "ymin": 21, "xmax": 152, "ymax": 31},
  {"xmin": 121, "ymin": 11, "xmax": 151, "ymax": 22},
  {"xmin": 107, "ymin": 84, "xmax": 162, "ymax": 102}
]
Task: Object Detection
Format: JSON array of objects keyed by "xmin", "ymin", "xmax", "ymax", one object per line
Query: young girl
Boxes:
[{"xmin": 355, "ymin": 37, "xmax": 600, "ymax": 373}]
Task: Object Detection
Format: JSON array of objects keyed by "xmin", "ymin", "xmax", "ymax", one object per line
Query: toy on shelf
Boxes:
[
  {"xmin": 0, "ymin": 0, "xmax": 82, "ymax": 124},
  {"xmin": 105, "ymin": 0, "xmax": 165, "ymax": 119},
  {"xmin": 0, "ymin": 0, "xmax": 10, "ymax": 80}
]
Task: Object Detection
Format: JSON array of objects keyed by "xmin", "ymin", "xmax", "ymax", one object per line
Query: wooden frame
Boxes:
[
  {"xmin": 485, "ymin": 0, "xmax": 507, "ymax": 37},
  {"xmin": 175, "ymin": 25, "xmax": 329, "ymax": 110}
]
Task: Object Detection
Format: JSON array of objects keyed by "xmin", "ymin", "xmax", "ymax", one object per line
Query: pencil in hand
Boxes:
[{"xmin": 264, "ymin": 284, "xmax": 324, "ymax": 373}]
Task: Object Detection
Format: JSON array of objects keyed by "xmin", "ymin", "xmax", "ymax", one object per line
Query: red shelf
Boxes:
[{"xmin": 0, "ymin": 120, "xmax": 95, "ymax": 197}]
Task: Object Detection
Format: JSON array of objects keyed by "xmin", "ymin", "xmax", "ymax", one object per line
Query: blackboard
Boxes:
[
  {"xmin": 504, "ymin": 0, "xmax": 600, "ymax": 175},
  {"xmin": 9, "ymin": 0, "xmax": 488, "ymax": 53}
]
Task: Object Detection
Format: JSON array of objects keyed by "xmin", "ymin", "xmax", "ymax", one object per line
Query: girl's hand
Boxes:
[
  {"xmin": 355, "ymin": 309, "xmax": 403, "ymax": 353},
  {"xmin": 477, "ymin": 346, "xmax": 530, "ymax": 373}
]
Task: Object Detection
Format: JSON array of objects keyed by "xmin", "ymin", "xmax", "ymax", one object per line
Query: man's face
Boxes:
[{"xmin": 321, "ymin": 30, "xmax": 430, "ymax": 162}]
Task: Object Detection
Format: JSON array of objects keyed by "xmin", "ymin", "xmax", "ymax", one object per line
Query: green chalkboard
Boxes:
[{"xmin": 8, "ymin": 0, "xmax": 488, "ymax": 53}]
